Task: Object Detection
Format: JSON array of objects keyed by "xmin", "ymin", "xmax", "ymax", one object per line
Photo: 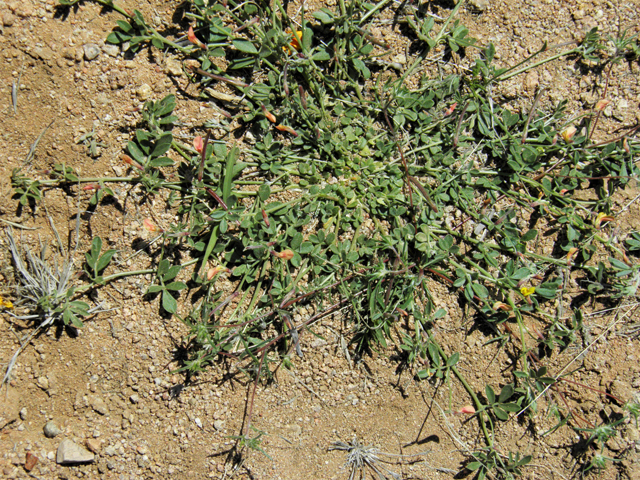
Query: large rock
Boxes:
[{"xmin": 56, "ymin": 439, "xmax": 95, "ymax": 465}]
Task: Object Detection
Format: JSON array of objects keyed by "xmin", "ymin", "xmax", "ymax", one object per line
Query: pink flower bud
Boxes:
[
  {"xmin": 207, "ymin": 266, "xmax": 229, "ymax": 280},
  {"xmin": 595, "ymin": 99, "xmax": 610, "ymax": 112},
  {"xmin": 143, "ymin": 218, "xmax": 162, "ymax": 232},
  {"xmin": 193, "ymin": 135, "xmax": 204, "ymax": 153},
  {"xmin": 272, "ymin": 249, "xmax": 295, "ymax": 261}
]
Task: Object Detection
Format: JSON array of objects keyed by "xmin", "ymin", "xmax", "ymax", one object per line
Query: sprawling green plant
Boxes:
[{"xmin": 8, "ymin": 0, "xmax": 638, "ymax": 473}]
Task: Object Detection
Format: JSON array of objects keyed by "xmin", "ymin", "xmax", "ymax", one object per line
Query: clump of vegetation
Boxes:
[{"xmin": 4, "ymin": 0, "xmax": 638, "ymax": 475}]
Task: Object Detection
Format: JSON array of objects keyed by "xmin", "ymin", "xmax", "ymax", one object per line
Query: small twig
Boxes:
[
  {"xmin": 2, "ymin": 326, "xmax": 43, "ymax": 387},
  {"xmin": 11, "ymin": 59, "xmax": 24, "ymax": 114},
  {"xmin": 521, "ymin": 87, "xmax": 547, "ymax": 144},
  {"xmin": 244, "ymin": 348, "xmax": 266, "ymax": 436},
  {"xmin": 0, "ymin": 219, "xmax": 37, "ymax": 230},
  {"xmin": 24, "ymin": 120, "xmax": 55, "ymax": 165}
]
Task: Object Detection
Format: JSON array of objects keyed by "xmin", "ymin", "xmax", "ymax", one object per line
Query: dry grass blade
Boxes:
[
  {"xmin": 6, "ymin": 227, "xmax": 76, "ymax": 328},
  {"xmin": 330, "ymin": 436, "xmax": 428, "ymax": 480},
  {"xmin": 2, "ymin": 228, "xmax": 103, "ymax": 387}
]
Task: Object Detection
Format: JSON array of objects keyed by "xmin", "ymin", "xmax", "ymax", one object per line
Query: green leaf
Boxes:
[
  {"xmin": 157, "ymin": 259, "xmax": 170, "ymax": 277},
  {"xmin": 302, "ymin": 27, "xmax": 313, "ymax": 51},
  {"xmin": 535, "ymin": 281, "xmax": 560, "ymax": 299},
  {"xmin": 486, "ymin": 385, "xmax": 496, "ymax": 404},
  {"xmin": 498, "ymin": 384, "xmax": 514, "ymax": 403},
  {"xmin": 64, "ymin": 309, "xmax": 84, "ymax": 328},
  {"xmin": 232, "ymin": 39, "xmax": 258, "ymax": 54},
  {"xmin": 313, "ymin": 9, "xmax": 334, "ymax": 24},
  {"xmin": 151, "ymin": 133, "xmax": 173, "ymax": 158},
  {"xmin": 446, "ymin": 352, "xmax": 460, "ymax": 367},
  {"xmin": 116, "ymin": 20, "xmax": 133, "ymax": 33},
  {"xmin": 162, "ymin": 290, "xmax": 178, "ymax": 314},
  {"xmin": 258, "ymin": 183, "xmax": 271, "ymax": 201},
  {"xmin": 471, "ymin": 283, "xmax": 489, "ymax": 299},
  {"xmin": 87, "ymin": 237, "xmax": 102, "ymax": 264},
  {"xmin": 96, "ymin": 250, "xmax": 117, "ymax": 272},
  {"xmin": 466, "ymin": 461, "xmax": 483, "ymax": 471},
  {"xmin": 158, "ymin": 115, "xmax": 178, "ymax": 125},
  {"xmin": 69, "ymin": 300, "xmax": 90, "ymax": 316},
  {"xmin": 147, "ymin": 285, "xmax": 163, "ymax": 294},
  {"xmin": 165, "ymin": 281, "xmax": 187, "ymax": 291},
  {"xmin": 163, "ymin": 265, "xmax": 182, "ymax": 282},
  {"xmin": 223, "ymin": 147, "xmax": 239, "ymax": 202},
  {"xmin": 312, "ymin": 50, "xmax": 331, "ymax": 61},
  {"xmin": 148, "ymin": 157, "xmax": 174, "ymax": 167},
  {"xmin": 300, "ymin": 242, "xmax": 314, "ymax": 254},
  {"xmin": 127, "ymin": 140, "xmax": 146, "ymax": 163},
  {"xmin": 106, "ymin": 31, "xmax": 130, "ymax": 44},
  {"xmin": 129, "ymin": 35, "xmax": 149, "ymax": 46},
  {"xmin": 493, "ymin": 406, "xmax": 509, "ymax": 421},
  {"xmin": 438, "ymin": 235, "xmax": 454, "ymax": 252},
  {"xmin": 521, "ymin": 229, "xmax": 538, "ymax": 242},
  {"xmin": 155, "ymin": 94, "xmax": 176, "ymax": 116},
  {"xmin": 501, "ymin": 403, "xmax": 521, "ymax": 413}
]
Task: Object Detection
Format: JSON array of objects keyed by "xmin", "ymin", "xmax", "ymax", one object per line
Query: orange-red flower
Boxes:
[
  {"xmin": 444, "ymin": 102, "xmax": 457, "ymax": 116},
  {"xmin": 261, "ymin": 104, "xmax": 276, "ymax": 123},
  {"xmin": 272, "ymin": 249, "xmax": 295, "ymax": 261},
  {"xmin": 283, "ymin": 30, "xmax": 303, "ymax": 53},
  {"xmin": 207, "ymin": 266, "xmax": 230, "ymax": 280},
  {"xmin": 143, "ymin": 218, "xmax": 162, "ymax": 233},
  {"xmin": 275, "ymin": 124, "xmax": 298, "ymax": 136},
  {"xmin": 187, "ymin": 26, "xmax": 206, "ymax": 49},
  {"xmin": 594, "ymin": 212, "xmax": 614, "ymax": 229},
  {"xmin": 193, "ymin": 135, "xmax": 204, "ymax": 154}
]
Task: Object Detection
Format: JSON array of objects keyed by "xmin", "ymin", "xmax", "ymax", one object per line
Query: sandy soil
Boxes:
[{"xmin": 1, "ymin": 0, "xmax": 639, "ymax": 479}]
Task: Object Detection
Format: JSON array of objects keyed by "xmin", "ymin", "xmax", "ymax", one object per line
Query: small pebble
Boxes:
[
  {"xmin": 164, "ymin": 58, "xmax": 183, "ymax": 76},
  {"xmin": 83, "ymin": 44, "xmax": 101, "ymax": 61},
  {"xmin": 37, "ymin": 376, "xmax": 49, "ymax": 390},
  {"xmin": 213, "ymin": 420, "xmax": 225, "ymax": 431},
  {"xmin": 3, "ymin": 12, "xmax": 16, "ymax": 26},
  {"xmin": 468, "ymin": 0, "xmax": 489, "ymax": 11},
  {"xmin": 43, "ymin": 421, "xmax": 62, "ymax": 438},
  {"xmin": 136, "ymin": 84, "xmax": 152, "ymax": 101},
  {"xmin": 86, "ymin": 438, "xmax": 101, "ymax": 454},
  {"xmin": 102, "ymin": 44, "xmax": 120, "ymax": 57}
]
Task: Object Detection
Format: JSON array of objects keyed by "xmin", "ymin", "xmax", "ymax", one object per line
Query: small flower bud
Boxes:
[
  {"xmin": 193, "ymin": 135, "xmax": 204, "ymax": 153},
  {"xmin": 272, "ymin": 249, "xmax": 295, "ymax": 261},
  {"xmin": 143, "ymin": 218, "xmax": 162, "ymax": 232},
  {"xmin": 595, "ymin": 99, "xmax": 610, "ymax": 112},
  {"xmin": 458, "ymin": 405, "xmax": 476, "ymax": 415},
  {"xmin": 561, "ymin": 126, "xmax": 577, "ymax": 143}
]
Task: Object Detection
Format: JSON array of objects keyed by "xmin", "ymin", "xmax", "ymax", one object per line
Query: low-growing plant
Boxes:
[{"xmin": 8, "ymin": 0, "xmax": 638, "ymax": 475}]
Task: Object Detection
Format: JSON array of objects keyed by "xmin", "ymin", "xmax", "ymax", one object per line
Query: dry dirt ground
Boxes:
[{"xmin": 1, "ymin": 0, "xmax": 640, "ymax": 479}]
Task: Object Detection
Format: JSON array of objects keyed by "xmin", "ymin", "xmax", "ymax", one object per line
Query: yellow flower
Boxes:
[
  {"xmin": 594, "ymin": 212, "xmax": 614, "ymax": 229},
  {"xmin": 520, "ymin": 287, "xmax": 535, "ymax": 297},
  {"xmin": 0, "ymin": 297, "xmax": 14, "ymax": 309},
  {"xmin": 283, "ymin": 30, "xmax": 303, "ymax": 53}
]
